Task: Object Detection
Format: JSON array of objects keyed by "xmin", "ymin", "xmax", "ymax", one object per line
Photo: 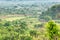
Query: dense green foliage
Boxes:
[
  {"xmin": 0, "ymin": 18, "xmax": 60, "ymax": 40},
  {"xmin": 46, "ymin": 21, "xmax": 59, "ymax": 40},
  {"xmin": 0, "ymin": 19, "xmax": 41, "ymax": 40},
  {"xmin": 0, "ymin": 2, "xmax": 60, "ymax": 40},
  {"xmin": 39, "ymin": 4, "xmax": 60, "ymax": 21}
]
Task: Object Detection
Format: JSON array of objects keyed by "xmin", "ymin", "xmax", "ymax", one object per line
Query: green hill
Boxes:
[{"xmin": 39, "ymin": 4, "xmax": 60, "ymax": 21}]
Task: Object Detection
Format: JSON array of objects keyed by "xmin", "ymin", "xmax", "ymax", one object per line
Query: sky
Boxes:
[
  {"xmin": 40, "ymin": 0, "xmax": 60, "ymax": 2},
  {"xmin": 0, "ymin": 0, "xmax": 60, "ymax": 2}
]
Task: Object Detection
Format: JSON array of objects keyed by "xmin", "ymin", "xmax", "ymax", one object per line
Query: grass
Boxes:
[
  {"xmin": 1, "ymin": 15, "xmax": 41, "ymax": 29},
  {"xmin": 2, "ymin": 16, "xmax": 25, "ymax": 21}
]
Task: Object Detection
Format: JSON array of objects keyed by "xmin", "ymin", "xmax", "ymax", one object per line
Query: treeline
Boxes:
[
  {"xmin": 0, "ymin": 19, "xmax": 40, "ymax": 40},
  {"xmin": 0, "ymin": 19, "xmax": 60, "ymax": 40},
  {"xmin": 0, "ymin": 3, "xmax": 41, "ymax": 17},
  {"xmin": 39, "ymin": 4, "xmax": 60, "ymax": 21}
]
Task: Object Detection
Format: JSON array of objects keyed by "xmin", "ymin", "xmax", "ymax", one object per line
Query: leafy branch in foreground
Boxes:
[{"xmin": 46, "ymin": 21, "xmax": 59, "ymax": 40}]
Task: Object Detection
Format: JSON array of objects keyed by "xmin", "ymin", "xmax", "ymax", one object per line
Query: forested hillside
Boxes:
[
  {"xmin": 0, "ymin": 1, "xmax": 59, "ymax": 16},
  {"xmin": 39, "ymin": 4, "xmax": 60, "ymax": 22},
  {"xmin": 0, "ymin": 1, "xmax": 60, "ymax": 40}
]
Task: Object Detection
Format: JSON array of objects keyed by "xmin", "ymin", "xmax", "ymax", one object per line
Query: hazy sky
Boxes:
[
  {"xmin": 40, "ymin": 0, "xmax": 60, "ymax": 2},
  {"xmin": 0, "ymin": 0, "xmax": 60, "ymax": 2}
]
